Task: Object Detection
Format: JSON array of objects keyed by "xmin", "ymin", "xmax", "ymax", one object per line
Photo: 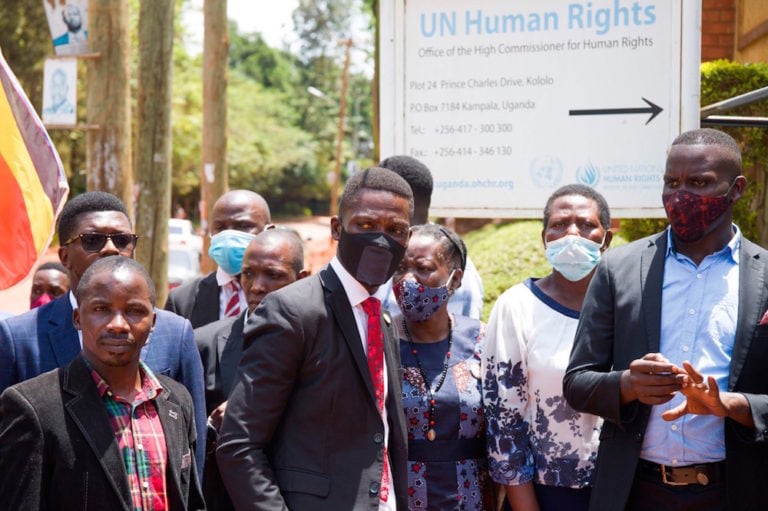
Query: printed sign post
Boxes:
[{"xmin": 380, "ymin": 0, "xmax": 701, "ymax": 217}]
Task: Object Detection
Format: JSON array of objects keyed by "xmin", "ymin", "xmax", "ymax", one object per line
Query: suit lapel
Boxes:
[
  {"xmin": 321, "ymin": 267, "xmax": 378, "ymax": 405},
  {"xmin": 219, "ymin": 315, "xmax": 245, "ymax": 396},
  {"xmin": 641, "ymin": 233, "xmax": 667, "ymax": 353},
  {"xmin": 730, "ymin": 239, "xmax": 766, "ymax": 390},
  {"xmin": 193, "ymin": 272, "xmax": 221, "ymax": 326},
  {"xmin": 63, "ymin": 357, "xmax": 131, "ymax": 511},
  {"xmin": 46, "ymin": 296, "xmax": 82, "ymax": 367},
  {"xmin": 156, "ymin": 387, "xmax": 186, "ymax": 504}
]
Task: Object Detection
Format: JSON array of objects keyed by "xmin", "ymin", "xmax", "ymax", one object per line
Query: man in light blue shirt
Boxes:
[{"xmin": 564, "ymin": 128, "xmax": 768, "ymax": 511}]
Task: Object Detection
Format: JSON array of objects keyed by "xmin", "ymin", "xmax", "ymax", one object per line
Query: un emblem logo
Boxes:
[
  {"xmin": 576, "ymin": 162, "xmax": 600, "ymax": 187},
  {"xmin": 529, "ymin": 156, "xmax": 563, "ymax": 188}
]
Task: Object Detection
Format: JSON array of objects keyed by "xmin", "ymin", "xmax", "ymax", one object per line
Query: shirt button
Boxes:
[
  {"xmin": 369, "ymin": 482, "xmax": 380, "ymax": 495},
  {"xmin": 682, "ymin": 346, "xmax": 690, "ymax": 352},
  {"xmin": 688, "ymin": 309, "xmax": 696, "ymax": 315},
  {"xmin": 137, "ymin": 444, "xmax": 144, "ymax": 451},
  {"xmin": 671, "ymin": 424, "xmax": 678, "ymax": 431},
  {"xmin": 142, "ymin": 481, "xmax": 149, "ymax": 489},
  {"xmin": 697, "ymin": 274, "xmax": 703, "ymax": 279}
]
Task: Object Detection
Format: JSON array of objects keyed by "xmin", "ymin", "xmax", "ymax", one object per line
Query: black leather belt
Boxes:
[{"xmin": 637, "ymin": 459, "xmax": 725, "ymax": 486}]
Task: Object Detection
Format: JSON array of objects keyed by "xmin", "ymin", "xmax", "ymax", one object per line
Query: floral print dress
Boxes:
[
  {"xmin": 482, "ymin": 279, "xmax": 601, "ymax": 490},
  {"xmin": 400, "ymin": 315, "xmax": 492, "ymax": 510}
]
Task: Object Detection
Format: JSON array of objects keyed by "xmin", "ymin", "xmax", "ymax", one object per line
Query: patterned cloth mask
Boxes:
[
  {"xmin": 545, "ymin": 234, "xmax": 603, "ymax": 282},
  {"xmin": 208, "ymin": 229, "xmax": 257, "ymax": 276},
  {"xmin": 663, "ymin": 184, "xmax": 734, "ymax": 242},
  {"xmin": 394, "ymin": 272, "xmax": 454, "ymax": 322}
]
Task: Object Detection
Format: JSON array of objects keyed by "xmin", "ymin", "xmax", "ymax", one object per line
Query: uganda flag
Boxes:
[{"xmin": 0, "ymin": 51, "xmax": 69, "ymax": 289}]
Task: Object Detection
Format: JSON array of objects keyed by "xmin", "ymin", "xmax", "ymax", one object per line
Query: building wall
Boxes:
[
  {"xmin": 735, "ymin": 0, "xmax": 768, "ymax": 62},
  {"xmin": 702, "ymin": 0, "xmax": 736, "ymax": 61}
]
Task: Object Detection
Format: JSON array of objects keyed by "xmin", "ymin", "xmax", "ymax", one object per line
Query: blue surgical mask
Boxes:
[
  {"xmin": 208, "ymin": 229, "xmax": 257, "ymax": 276},
  {"xmin": 394, "ymin": 271, "xmax": 454, "ymax": 322},
  {"xmin": 544, "ymin": 234, "xmax": 604, "ymax": 282}
]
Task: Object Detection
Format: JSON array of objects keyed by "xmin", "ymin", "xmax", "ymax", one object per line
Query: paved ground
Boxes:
[{"xmin": 0, "ymin": 217, "xmax": 337, "ymax": 317}]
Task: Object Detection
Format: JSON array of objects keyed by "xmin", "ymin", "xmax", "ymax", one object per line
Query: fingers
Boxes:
[
  {"xmin": 662, "ymin": 402, "xmax": 687, "ymax": 421},
  {"xmin": 682, "ymin": 361, "xmax": 705, "ymax": 384}
]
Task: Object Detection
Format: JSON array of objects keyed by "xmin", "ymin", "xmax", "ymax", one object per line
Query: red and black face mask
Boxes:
[{"xmin": 662, "ymin": 181, "xmax": 736, "ymax": 243}]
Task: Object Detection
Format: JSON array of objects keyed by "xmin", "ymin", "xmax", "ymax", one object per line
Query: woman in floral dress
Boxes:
[
  {"xmin": 393, "ymin": 224, "xmax": 493, "ymax": 510},
  {"xmin": 482, "ymin": 185, "xmax": 612, "ymax": 510}
]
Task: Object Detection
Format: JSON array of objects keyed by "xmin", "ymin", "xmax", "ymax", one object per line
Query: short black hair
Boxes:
[
  {"xmin": 671, "ymin": 128, "xmax": 742, "ymax": 177},
  {"xmin": 411, "ymin": 223, "xmax": 467, "ymax": 272},
  {"xmin": 378, "ymin": 155, "xmax": 433, "ymax": 204},
  {"xmin": 252, "ymin": 228, "xmax": 305, "ymax": 276},
  {"xmin": 57, "ymin": 191, "xmax": 131, "ymax": 243},
  {"xmin": 36, "ymin": 261, "xmax": 68, "ymax": 275},
  {"xmin": 543, "ymin": 184, "xmax": 611, "ymax": 230},
  {"xmin": 76, "ymin": 255, "xmax": 155, "ymax": 305},
  {"xmin": 339, "ymin": 167, "xmax": 414, "ymax": 219}
]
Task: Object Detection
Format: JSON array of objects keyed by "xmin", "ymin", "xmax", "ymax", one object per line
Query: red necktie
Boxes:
[
  {"xmin": 361, "ymin": 297, "xmax": 389, "ymax": 503},
  {"xmin": 224, "ymin": 280, "xmax": 241, "ymax": 318}
]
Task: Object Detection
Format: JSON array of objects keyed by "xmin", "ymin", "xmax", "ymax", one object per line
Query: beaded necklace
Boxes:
[{"xmin": 402, "ymin": 317, "xmax": 453, "ymax": 442}]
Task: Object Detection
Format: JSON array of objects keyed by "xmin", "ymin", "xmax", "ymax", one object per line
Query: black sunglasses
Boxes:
[{"xmin": 62, "ymin": 232, "xmax": 139, "ymax": 252}]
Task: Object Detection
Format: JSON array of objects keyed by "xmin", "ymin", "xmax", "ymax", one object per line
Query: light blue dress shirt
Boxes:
[{"xmin": 641, "ymin": 227, "xmax": 741, "ymax": 465}]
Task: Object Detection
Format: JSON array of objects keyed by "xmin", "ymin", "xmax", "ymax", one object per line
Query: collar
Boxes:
[
  {"xmin": 69, "ymin": 289, "xmax": 78, "ymax": 311},
  {"xmin": 665, "ymin": 225, "xmax": 741, "ymax": 263},
  {"xmin": 329, "ymin": 256, "xmax": 373, "ymax": 308},
  {"xmin": 215, "ymin": 266, "xmax": 237, "ymax": 286},
  {"xmin": 86, "ymin": 358, "xmax": 163, "ymax": 401}
]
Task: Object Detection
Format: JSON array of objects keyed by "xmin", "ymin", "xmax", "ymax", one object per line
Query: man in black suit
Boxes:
[
  {"xmin": 165, "ymin": 189, "xmax": 272, "ymax": 328},
  {"xmin": 217, "ymin": 167, "xmax": 413, "ymax": 510},
  {"xmin": 0, "ymin": 256, "xmax": 204, "ymax": 510},
  {"xmin": 195, "ymin": 228, "xmax": 308, "ymax": 510},
  {"xmin": 564, "ymin": 128, "xmax": 768, "ymax": 511}
]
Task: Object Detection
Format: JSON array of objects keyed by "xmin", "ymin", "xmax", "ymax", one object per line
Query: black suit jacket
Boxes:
[
  {"xmin": 195, "ymin": 314, "xmax": 245, "ymax": 417},
  {"xmin": 216, "ymin": 266, "xmax": 409, "ymax": 511},
  {"xmin": 166, "ymin": 272, "xmax": 221, "ymax": 328},
  {"xmin": 194, "ymin": 314, "xmax": 246, "ymax": 511},
  {"xmin": 564, "ymin": 232, "xmax": 768, "ymax": 511},
  {"xmin": 0, "ymin": 356, "xmax": 205, "ymax": 511}
]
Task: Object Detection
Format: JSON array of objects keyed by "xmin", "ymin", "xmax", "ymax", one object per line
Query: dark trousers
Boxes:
[
  {"xmin": 500, "ymin": 485, "xmax": 591, "ymax": 511},
  {"xmin": 626, "ymin": 466, "xmax": 726, "ymax": 511}
]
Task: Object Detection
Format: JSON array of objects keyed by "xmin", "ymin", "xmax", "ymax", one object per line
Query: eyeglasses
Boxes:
[{"xmin": 62, "ymin": 232, "xmax": 139, "ymax": 252}]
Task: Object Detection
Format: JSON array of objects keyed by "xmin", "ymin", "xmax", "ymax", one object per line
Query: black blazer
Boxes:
[
  {"xmin": 564, "ymin": 232, "xmax": 768, "ymax": 511},
  {"xmin": 166, "ymin": 272, "xmax": 221, "ymax": 328},
  {"xmin": 194, "ymin": 314, "xmax": 245, "ymax": 417},
  {"xmin": 0, "ymin": 356, "xmax": 205, "ymax": 511},
  {"xmin": 216, "ymin": 266, "xmax": 409, "ymax": 511}
]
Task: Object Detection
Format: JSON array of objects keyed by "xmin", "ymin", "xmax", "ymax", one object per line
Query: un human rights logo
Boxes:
[{"xmin": 576, "ymin": 162, "xmax": 600, "ymax": 187}]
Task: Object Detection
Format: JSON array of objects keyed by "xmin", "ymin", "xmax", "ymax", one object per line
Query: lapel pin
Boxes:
[
  {"xmin": 168, "ymin": 410, "xmax": 178, "ymax": 420},
  {"xmin": 383, "ymin": 312, "xmax": 391, "ymax": 325}
]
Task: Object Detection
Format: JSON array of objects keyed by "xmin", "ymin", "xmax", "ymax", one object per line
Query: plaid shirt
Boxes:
[{"xmin": 88, "ymin": 360, "xmax": 169, "ymax": 511}]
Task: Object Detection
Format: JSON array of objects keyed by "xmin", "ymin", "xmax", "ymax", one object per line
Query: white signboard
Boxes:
[
  {"xmin": 42, "ymin": 58, "xmax": 77, "ymax": 126},
  {"xmin": 43, "ymin": 0, "xmax": 89, "ymax": 56},
  {"xmin": 380, "ymin": 0, "xmax": 701, "ymax": 217}
]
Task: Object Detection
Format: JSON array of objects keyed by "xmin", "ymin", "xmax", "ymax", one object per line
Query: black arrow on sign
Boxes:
[{"xmin": 569, "ymin": 97, "xmax": 663, "ymax": 125}]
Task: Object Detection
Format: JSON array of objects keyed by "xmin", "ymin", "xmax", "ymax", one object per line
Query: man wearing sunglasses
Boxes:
[{"xmin": 0, "ymin": 191, "xmax": 207, "ymax": 479}]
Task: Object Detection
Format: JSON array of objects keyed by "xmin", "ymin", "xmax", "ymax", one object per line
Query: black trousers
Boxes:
[{"xmin": 626, "ymin": 465, "xmax": 726, "ymax": 511}]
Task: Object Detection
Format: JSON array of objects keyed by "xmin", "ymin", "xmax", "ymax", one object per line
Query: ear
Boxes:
[
  {"xmin": 58, "ymin": 245, "xmax": 70, "ymax": 269},
  {"xmin": 602, "ymin": 230, "xmax": 614, "ymax": 251},
  {"xmin": 72, "ymin": 307, "xmax": 81, "ymax": 330},
  {"xmin": 540, "ymin": 229, "xmax": 547, "ymax": 248},
  {"xmin": 297, "ymin": 269, "xmax": 310, "ymax": 280},
  {"xmin": 729, "ymin": 175, "xmax": 747, "ymax": 203},
  {"xmin": 330, "ymin": 216, "xmax": 342, "ymax": 241},
  {"xmin": 449, "ymin": 268, "xmax": 464, "ymax": 293}
]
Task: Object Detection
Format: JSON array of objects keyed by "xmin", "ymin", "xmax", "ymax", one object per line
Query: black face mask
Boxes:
[{"xmin": 337, "ymin": 229, "xmax": 407, "ymax": 287}]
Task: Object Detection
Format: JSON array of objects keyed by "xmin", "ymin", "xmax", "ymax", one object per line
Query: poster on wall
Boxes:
[
  {"xmin": 43, "ymin": 0, "xmax": 89, "ymax": 56},
  {"xmin": 42, "ymin": 57, "xmax": 77, "ymax": 126},
  {"xmin": 380, "ymin": 0, "xmax": 702, "ymax": 218}
]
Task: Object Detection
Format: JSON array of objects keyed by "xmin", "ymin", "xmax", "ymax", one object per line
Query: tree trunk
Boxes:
[
  {"xmin": 200, "ymin": 0, "xmax": 229, "ymax": 273},
  {"xmin": 86, "ymin": 0, "xmax": 133, "ymax": 217},
  {"xmin": 135, "ymin": 0, "xmax": 175, "ymax": 306}
]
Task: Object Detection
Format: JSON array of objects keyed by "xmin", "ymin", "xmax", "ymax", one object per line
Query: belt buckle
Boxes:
[{"xmin": 660, "ymin": 464, "xmax": 690, "ymax": 486}]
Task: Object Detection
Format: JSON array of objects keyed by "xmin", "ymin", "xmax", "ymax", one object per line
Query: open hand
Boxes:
[{"xmin": 662, "ymin": 362, "xmax": 728, "ymax": 420}]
